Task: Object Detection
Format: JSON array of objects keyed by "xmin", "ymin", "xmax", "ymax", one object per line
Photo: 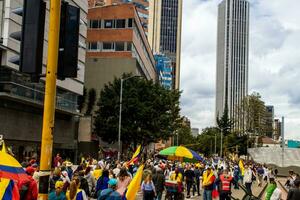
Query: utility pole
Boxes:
[
  {"xmin": 281, "ymin": 116, "xmax": 285, "ymax": 167},
  {"xmin": 117, "ymin": 79, "xmax": 123, "ymax": 161},
  {"xmin": 214, "ymin": 133, "xmax": 217, "ymax": 155},
  {"xmin": 38, "ymin": 0, "xmax": 61, "ymax": 198},
  {"xmin": 220, "ymin": 129, "xmax": 223, "ymax": 157}
]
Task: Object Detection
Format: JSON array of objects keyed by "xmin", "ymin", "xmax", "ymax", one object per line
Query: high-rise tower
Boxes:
[
  {"xmin": 216, "ymin": 0, "xmax": 249, "ymax": 130},
  {"xmin": 148, "ymin": 0, "xmax": 182, "ymax": 89}
]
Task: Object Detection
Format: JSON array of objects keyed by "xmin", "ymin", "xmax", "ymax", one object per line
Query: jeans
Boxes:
[
  {"xmin": 143, "ymin": 190, "xmax": 155, "ymax": 200},
  {"xmin": 203, "ymin": 189, "xmax": 212, "ymax": 200},
  {"xmin": 186, "ymin": 181, "xmax": 193, "ymax": 197},
  {"xmin": 195, "ymin": 180, "xmax": 200, "ymax": 195},
  {"xmin": 245, "ymin": 182, "xmax": 252, "ymax": 194}
]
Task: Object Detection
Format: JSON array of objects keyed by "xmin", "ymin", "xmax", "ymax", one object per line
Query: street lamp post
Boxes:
[
  {"xmin": 220, "ymin": 129, "xmax": 223, "ymax": 157},
  {"xmin": 117, "ymin": 75, "xmax": 141, "ymax": 161}
]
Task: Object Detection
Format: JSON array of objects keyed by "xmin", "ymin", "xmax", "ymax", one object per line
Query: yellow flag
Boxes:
[
  {"xmin": 239, "ymin": 159, "xmax": 245, "ymax": 176},
  {"xmin": 125, "ymin": 164, "xmax": 144, "ymax": 200}
]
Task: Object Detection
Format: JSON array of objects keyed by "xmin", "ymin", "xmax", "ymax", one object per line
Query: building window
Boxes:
[
  {"xmin": 90, "ymin": 20, "xmax": 100, "ymax": 28},
  {"xmin": 116, "ymin": 19, "xmax": 126, "ymax": 28},
  {"xmin": 126, "ymin": 42, "xmax": 132, "ymax": 51},
  {"xmin": 89, "ymin": 42, "xmax": 98, "ymax": 50},
  {"xmin": 128, "ymin": 19, "xmax": 133, "ymax": 28},
  {"xmin": 115, "ymin": 42, "xmax": 125, "ymax": 51},
  {"xmin": 102, "ymin": 42, "xmax": 115, "ymax": 51},
  {"xmin": 104, "ymin": 20, "xmax": 113, "ymax": 28}
]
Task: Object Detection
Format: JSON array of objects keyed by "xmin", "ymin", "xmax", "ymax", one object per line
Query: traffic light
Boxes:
[
  {"xmin": 57, "ymin": 1, "xmax": 80, "ymax": 80},
  {"xmin": 9, "ymin": 0, "xmax": 46, "ymax": 82}
]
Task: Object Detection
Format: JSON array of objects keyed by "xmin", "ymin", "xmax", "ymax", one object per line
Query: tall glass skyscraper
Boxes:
[
  {"xmin": 216, "ymin": 0, "xmax": 249, "ymax": 130},
  {"xmin": 148, "ymin": 0, "xmax": 182, "ymax": 89}
]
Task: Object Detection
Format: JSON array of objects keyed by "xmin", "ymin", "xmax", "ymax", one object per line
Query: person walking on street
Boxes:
[
  {"xmin": 184, "ymin": 164, "xmax": 195, "ymax": 199},
  {"xmin": 216, "ymin": 169, "xmax": 234, "ymax": 200},
  {"xmin": 287, "ymin": 179, "xmax": 300, "ymax": 200},
  {"xmin": 152, "ymin": 168, "xmax": 165, "ymax": 200},
  {"xmin": 233, "ymin": 164, "xmax": 240, "ymax": 189},
  {"xmin": 141, "ymin": 173, "xmax": 157, "ymax": 200},
  {"xmin": 243, "ymin": 164, "xmax": 253, "ymax": 195},
  {"xmin": 265, "ymin": 178, "xmax": 277, "ymax": 200},
  {"xmin": 202, "ymin": 166, "xmax": 216, "ymax": 200},
  {"xmin": 66, "ymin": 176, "xmax": 88, "ymax": 200},
  {"xmin": 194, "ymin": 166, "xmax": 202, "ymax": 196},
  {"xmin": 98, "ymin": 178, "xmax": 122, "ymax": 200},
  {"xmin": 257, "ymin": 165, "xmax": 264, "ymax": 187}
]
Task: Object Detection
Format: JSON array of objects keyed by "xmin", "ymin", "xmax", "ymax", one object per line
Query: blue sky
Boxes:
[{"xmin": 180, "ymin": 0, "xmax": 300, "ymax": 139}]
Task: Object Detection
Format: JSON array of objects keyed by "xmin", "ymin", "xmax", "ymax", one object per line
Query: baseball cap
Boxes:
[{"xmin": 108, "ymin": 178, "xmax": 118, "ymax": 186}]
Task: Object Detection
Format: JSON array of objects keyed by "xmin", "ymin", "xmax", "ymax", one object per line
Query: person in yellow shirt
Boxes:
[
  {"xmin": 66, "ymin": 176, "xmax": 88, "ymax": 200},
  {"xmin": 93, "ymin": 165, "xmax": 103, "ymax": 180},
  {"xmin": 170, "ymin": 167, "xmax": 183, "ymax": 183},
  {"xmin": 202, "ymin": 166, "xmax": 216, "ymax": 200}
]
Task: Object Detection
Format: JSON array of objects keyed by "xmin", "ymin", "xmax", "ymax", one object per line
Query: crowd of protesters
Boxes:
[{"xmin": 2, "ymin": 151, "xmax": 300, "ymax": 200}]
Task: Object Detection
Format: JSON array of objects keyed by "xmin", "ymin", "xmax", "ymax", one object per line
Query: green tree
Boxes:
[
  {"xmin": 94, "ymin": 74, "xmax": 181, "ymax": 146},
  {"xmin": 240, "ymin": 92, "xmax": 268, "ymax": 136},
  {"xmin": 194, "ymin": 127, "xmax": 220, "ymax": 156},
  {"xmin": 176, "ymin": 121, "xmax": 195, "ymax": 146},
  {"xmin": 77, "ymin": 87, "xmax": 86, "ymax": 113},
  {"xmin": 217, "ymin": 103, "xmax": 233, "ymax": 137},
  {"xmin": 86, "ymin": 88, "xmax": 96, "ymax": 115}
]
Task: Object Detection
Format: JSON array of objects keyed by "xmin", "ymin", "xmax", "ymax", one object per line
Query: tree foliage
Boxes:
[
  {"xmin": 86, "ymin": 88, "xmax": 96, "ymax": 115},
  {"xmin": 217, "ymin": 103, "xmax": 233, "ymax": 137},
  {"xmin": 77, "ymin": 87, "xmax": 87, "ymax": 113},
  {"xmin": 176, "ymin": 121, "xmax": 195, "ymax": 146},
  {"xmin": 239, "ymin": 92, "xmax": 268, "ymax": 135},
  {"xmin": 194, "ymin": 127, "xmax": 220, "ymax": 156},
  {"xmin": 93, "ymin": 74, "xmax": 181, "ymax": 146}
]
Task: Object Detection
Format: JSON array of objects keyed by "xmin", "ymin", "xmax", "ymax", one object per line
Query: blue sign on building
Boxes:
[
  {"xmin": 287, "ymin": 140, "xmax": 300, "ymax": 148},
  {"xmin": 154, "ymin": 54, "xmax": 173, "ymax": 89}
]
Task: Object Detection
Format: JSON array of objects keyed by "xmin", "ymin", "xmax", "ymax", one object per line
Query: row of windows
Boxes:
[
  {"xmin": 88, "ymin": 42, "xmax": 132, "ymax": 52},
  {"xmin": 89, "ymin": 19, "xmax": 133, "ymax": 29}
]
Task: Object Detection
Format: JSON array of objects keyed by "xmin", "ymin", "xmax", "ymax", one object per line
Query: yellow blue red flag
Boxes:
[
  {"xmin": 126, "ymin": 145, "xmax": 142, "ymax": 167},
  {"xmin": 0, "ymin": 177, "xmax": 20, "ymax": 200}
]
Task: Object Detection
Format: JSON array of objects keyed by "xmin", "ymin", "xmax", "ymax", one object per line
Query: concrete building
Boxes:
[
  {"xmin": 88, "ymin": 0, "xmax": 149, "ymax": 34},
  {"xmin": 148, "ymin": 0, "xmax": 182, "ymax": 89},
  {"xmin": 265, "ymin": 105, "xmax": 274, "ymax": 137},
  {"xmin": 86, "ymin": 4, "xmax": 157, "ymax": 97},
  {"xmin": 215, "ymin": 0, "xmax": 249, "ymax": 130},
  {"xmin": 0, "ymin": 0, "xmax": 87, "ymax": 161},
  {"xmin": 191, "ymin": 128, "xmax": 199, "ymax": 137},
  {"xmin": 154, "ymin": 54, "xmax": 173, "ymax": 89},
  {"xmin": 274, "ymin": 119, "xmax": 282, "ymax": 140}
]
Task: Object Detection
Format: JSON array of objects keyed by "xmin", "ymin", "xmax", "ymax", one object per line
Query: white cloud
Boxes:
[{"xmin": 181, "ymin": 0, "xmax": 300, "ymax": 139}]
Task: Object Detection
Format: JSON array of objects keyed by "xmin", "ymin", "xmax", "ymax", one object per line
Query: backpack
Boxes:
[{"xmin": 19, "ymin": 181, "xmax": 30, "ymax": 200}]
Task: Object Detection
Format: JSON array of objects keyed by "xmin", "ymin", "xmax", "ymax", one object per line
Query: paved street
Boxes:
[{"xmin": 136, "ymin": 181, "xmax": 268, "ymax": 200}]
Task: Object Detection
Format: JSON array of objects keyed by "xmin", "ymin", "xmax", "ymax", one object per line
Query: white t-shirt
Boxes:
[{"xmin": 270, "ymin": 188, "xmax": 282, "ymax": 200}]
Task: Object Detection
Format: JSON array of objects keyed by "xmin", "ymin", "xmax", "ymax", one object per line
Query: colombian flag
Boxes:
[
  {"xmin": 0, "ymin": 177, "xmax": 20, "ymax": 200},
  {"xmin": 123, "ymin": 164, "xmax": 144, "ymax": 200},
  {"xmin": 126, "ymin": 145, "xmax": 142, "ymax": 167}
]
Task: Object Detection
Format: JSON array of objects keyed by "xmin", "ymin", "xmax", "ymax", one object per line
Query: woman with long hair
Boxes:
[
  {"xmin": 66, "ymin": 176, "xmax": 88, "ymax": 200},
  {"xmin": 141, "ymin": 173, "xmax": 156, "ymax": 200},
  {"xmin": 116, "ymin": 168, "xmax": 132, "ymax": 196}
]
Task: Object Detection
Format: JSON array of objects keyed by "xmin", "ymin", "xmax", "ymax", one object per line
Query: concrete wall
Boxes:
[
  {"xmin": 0, "ymin": 100, "xmax": 76, "ymax": 148},
  {"xmin": 85, "ymin": 57, "xmax": 139, "ymax": 95}
]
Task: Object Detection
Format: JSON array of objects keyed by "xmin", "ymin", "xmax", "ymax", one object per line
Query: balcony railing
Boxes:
[{"xmin": 0, "ymin": 81, "xmax": 78, "ymax": 113}]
